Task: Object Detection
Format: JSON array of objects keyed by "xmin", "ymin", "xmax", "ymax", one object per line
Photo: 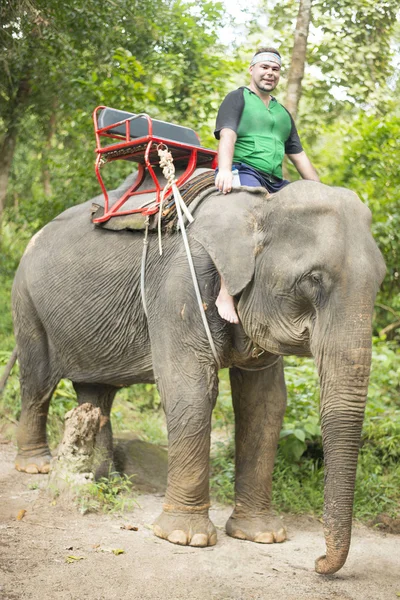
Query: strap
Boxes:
[
  {"xmin": 140, "ymin": 217, "xmax": 150, "ymax": 317},
  {"xmin": 157, "ymin": 145, "xmax": 220, "ymax": 368}
]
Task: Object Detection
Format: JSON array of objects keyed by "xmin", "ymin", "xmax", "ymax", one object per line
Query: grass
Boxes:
[{"xmin": 74, "ymin": 473, "xmax": 137, "ymax": 515}]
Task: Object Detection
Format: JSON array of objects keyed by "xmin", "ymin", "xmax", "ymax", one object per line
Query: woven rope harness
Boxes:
[
  {"xmin": 160, "ymin": 170, "xmax": 216, "ymax": 232},
  {"xmin": 141, "ymin": 146, "xmax": 220, "ymax": 367}
]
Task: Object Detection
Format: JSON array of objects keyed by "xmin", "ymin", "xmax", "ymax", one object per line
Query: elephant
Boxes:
[{"xmin": 11, "ymin": 169, "xmax": 385, "ymax": 575}]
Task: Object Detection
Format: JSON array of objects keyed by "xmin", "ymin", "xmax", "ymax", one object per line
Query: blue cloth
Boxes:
[
  {"xmin": 215, "ymin": 162, "xmax": 290, "ymax": 194},
  {"xmin": 233, "ymin": 162, "xmax": 290, "ymax": 193}
]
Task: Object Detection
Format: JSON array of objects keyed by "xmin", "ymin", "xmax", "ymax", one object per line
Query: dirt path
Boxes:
[{"xmin": 0, "ymin": 439, "xmax": 399, "ymax": 600}]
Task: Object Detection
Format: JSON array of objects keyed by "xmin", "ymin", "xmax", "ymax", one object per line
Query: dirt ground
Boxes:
[{"xmin": 0, "ymin": 437, "xmax": 399, "ymax": 600}]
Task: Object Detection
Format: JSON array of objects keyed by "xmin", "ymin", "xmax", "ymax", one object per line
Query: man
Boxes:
[{"xmin": 214, "ymin": 46, "xmax": 320, "ymax": 324}]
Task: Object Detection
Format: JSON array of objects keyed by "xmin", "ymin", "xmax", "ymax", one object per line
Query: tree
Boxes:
[
  {"xmin": 1, "ymin": 0, "xmax": 235, "ymax": 226},
  {"xmin": 256, "ymin": 0, "xmax": 399, "ymax": 123},
  {"xmin": 285, "ymin": 0, "xmax": 312, "ymax": 120}
]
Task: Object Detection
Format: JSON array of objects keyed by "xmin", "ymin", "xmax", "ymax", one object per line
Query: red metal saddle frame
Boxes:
[{"xmin": 93, "ymin": 106, "xmax": 218, "ymax": 223}]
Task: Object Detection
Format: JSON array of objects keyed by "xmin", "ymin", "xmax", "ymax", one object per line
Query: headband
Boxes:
[{"xmin": 250, "ymin": 52, "xmax": 282, "ymax": 68}]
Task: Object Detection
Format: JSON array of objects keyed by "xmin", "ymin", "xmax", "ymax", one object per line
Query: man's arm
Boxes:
[
  {"xmin": 215, "ymin": 128, "xmax": 237, "ymax": 194},
  {"xmin": 287, "ymin": 151, "xmax": 320, "ymax": 182}
]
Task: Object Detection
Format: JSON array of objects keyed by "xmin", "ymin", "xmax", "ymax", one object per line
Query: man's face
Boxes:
[{"xmin": 249, "ymin": 61, "xmax": 281, "ymax": 93}]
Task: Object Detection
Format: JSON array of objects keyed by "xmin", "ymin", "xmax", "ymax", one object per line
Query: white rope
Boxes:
[
  {"xmin": 140, "ymin": 216, "xmax": 150, "ymax": 317},
  {"xmin": 157, "ymin": 145, "xmax": 220, "ymax": 367}
]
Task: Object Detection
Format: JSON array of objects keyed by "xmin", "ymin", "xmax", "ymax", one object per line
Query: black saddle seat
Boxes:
[{"xmin": 97, "ymin": 108, "xmax": 201, "ymax": 147}]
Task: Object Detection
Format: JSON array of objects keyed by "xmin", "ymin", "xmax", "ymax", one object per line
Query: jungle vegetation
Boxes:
[{"xmin": 0, "ymin": 0, "xmax": 399, "ymax": 524}]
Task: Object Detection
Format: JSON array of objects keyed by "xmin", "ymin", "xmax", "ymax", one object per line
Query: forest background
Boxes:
[{"xmin": 0, "ymin": 0, "xmax": 399, "ymax": 525}]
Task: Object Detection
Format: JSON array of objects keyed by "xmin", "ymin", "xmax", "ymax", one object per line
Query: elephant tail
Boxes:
[{"xmin": 0, "ymin": 347, "xmax": 18, "ymax": 397}]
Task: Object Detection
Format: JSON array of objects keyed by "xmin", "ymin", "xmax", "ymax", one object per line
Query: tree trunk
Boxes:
[
  {"xmin": 43, "ymin": 100, "xmax": 57, "ymax": 197},
  {"xmin": 49, "ymin": 403, "xmax": 102, "ymax": 489},
  {"xmin": 285, "ymin": 0, "xmax": 312, "ymax": 120},
  {"xmin": 0, "ymin": 77, "xmax": 31, "ymax": 225},
  {"xmin": 0, "ymin": 129, "xmax": 18, "ymax": 225}
]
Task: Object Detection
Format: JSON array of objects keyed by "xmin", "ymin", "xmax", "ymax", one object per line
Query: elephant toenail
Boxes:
[
  {"xmin": 39, "ymin": 464, "xmax": 51, "ymax": 474},
  {"xmin": 190, "ymin": 534, "xmax": 208, "ymax": 547},
  {"xmin": 209, "ymin": 533, "xmax": 217, "ymax": 546},
  {"xmin": 25, "ymin": 465, "xmax": 40, "ymax": 474},
  {"xmin": 273, "ymin": 528, "xmax": 286, "ymax": 543},
  {"xmin": 232, "ymin": 529, "xmax": 247, "ymax": 540},
  {"xmin": 153, "ymin": 525, "xmax": 164, "ymax": 539},
  {"xmin": 254, "ymin": 532, "xmax": 274, "ymax": 544},
  {"xmin": 167, "ymin": 530, "xmax": 188, "ymax": 545}
]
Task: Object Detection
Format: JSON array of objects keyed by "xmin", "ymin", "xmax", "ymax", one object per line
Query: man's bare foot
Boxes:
[{"xmin": 216, "ymin": 288, "xmax": 239, "ymax": 324}]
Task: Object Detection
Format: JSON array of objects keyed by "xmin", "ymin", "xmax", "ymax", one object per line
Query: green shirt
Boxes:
[{"xmin": 215, "ymin": 87, "xmax": 303, "ymax": 179}]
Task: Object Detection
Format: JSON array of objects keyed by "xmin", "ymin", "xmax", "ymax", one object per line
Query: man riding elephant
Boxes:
[{"xmin": 214, "ymin": 47, "xmax": 320, "ymax": 324}]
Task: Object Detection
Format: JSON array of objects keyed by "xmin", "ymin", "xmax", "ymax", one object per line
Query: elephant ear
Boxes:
[{"xmin": 190, "ymin": 189, "xmax": 265, "ymax": 296}]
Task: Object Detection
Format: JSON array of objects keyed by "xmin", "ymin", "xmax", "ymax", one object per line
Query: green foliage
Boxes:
[
  {"xmin": 279, "ymin": 357, "xmax": 320, "ymax": 462},
  {"xmin": 257, "ymin": 0, "xmax": 399, "ymax": 118},
  {"xmin": 317, "ymin": 112, "xmax": 400, "ymax": 337},
  {"xmin": 74, "ymin": 473, "xmax": 137, "ymax": 515},
  {"xmin": 363, "ymin": 340, "xmax": 400, "ymax": 463},
  {"xmin": 111, "ymin": 386, "xmax": 167, "ymax": 447},
  {"xmin": 2, "ymin": 0, "xmax": 238, "ymax": 235},
  {"xmin": 210, "ymin": 438, "xmax": 235, "ymax": 503}
]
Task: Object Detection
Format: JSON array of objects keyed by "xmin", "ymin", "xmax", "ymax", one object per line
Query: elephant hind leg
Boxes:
[
  {"xmin": 72, "ymin": 382, "xmax": 118, "ymax": 479},
  {"xmin": 15, "ymin": 379, "xmax": 56, "ymax": 473},
  {"xmin": 15, "ymin": 336, "xmax": 60, "ymax": 474}
]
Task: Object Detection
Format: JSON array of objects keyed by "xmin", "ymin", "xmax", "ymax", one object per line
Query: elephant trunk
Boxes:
[{"xmin": 312, "ymin": 309, "xmax": 373, "ymax": 575}]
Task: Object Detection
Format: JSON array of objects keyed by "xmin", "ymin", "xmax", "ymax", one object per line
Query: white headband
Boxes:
[{"xmin": 250, "ymin": 52, "xmax": 282, "ymax": 68}]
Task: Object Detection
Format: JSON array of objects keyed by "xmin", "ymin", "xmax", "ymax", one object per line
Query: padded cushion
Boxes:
[{"xmin": 97, "ymin": 108, "xmax": 200, "ymax": 147}]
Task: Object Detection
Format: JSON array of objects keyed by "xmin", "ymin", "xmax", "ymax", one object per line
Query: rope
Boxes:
[
  {"xmin": 158, "ymin": 146, "xmax": 194, "ymax": 231},
  {"xmin": 140, "ymin": 217, "xmax": 150, "ymax": 317},
  {"xmin": 161, "ymin": 171, "xmax": 216, "ymax": 231},
  {"xmin": 157, "ymin": 144, "xmax": 220, "ymax": 368}
]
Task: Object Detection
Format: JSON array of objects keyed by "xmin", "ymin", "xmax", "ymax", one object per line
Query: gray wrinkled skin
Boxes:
[{"xmin": 12, "ymin": 177, "xmax": 385, "ymax": 574}]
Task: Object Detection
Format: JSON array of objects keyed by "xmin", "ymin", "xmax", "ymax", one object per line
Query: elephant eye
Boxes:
[{"xmin": 309, "ymin": 273, "xmax": 321, "ymax": 284}]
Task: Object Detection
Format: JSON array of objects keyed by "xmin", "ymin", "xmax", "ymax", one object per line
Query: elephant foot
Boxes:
[
  {"xmin": 15, "ymin": 446, "xmax": 52, "ymax": 474},
  {"xmin": 226, "ymin": 509, "xmax": 286, "ymax": 544},
  {"xmin": 153, "ymin": 509, "xmax": 217, "ymax": 547}
]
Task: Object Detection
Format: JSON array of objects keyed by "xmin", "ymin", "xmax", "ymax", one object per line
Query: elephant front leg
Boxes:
[
  {"xmin": 153, "ymin": 369, "xmax": 218, "ymax": 547},
  {"xmin": 227, "ymin": 360, "xmax": 287, "ymax": 544}
]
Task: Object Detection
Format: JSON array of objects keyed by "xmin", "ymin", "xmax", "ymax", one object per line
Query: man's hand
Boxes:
[
  {"xmin": 216, "ymin": 128, "xmax": 237, "ymax": 194},
  {"xmin": 215, "ymin": 168, "xmax": 233, "ymax": 194}
]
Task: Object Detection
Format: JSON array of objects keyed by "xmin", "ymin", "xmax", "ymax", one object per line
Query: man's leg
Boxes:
[
  {"xmin": 215, "ymin": 164, "xmax": 261, "ymax": 324},
  {"xmin": 215, "ymin": 276, "xmax": 239, "ymax": 324}
]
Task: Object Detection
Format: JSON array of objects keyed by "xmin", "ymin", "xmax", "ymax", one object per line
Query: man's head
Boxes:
[{"xmin": 249, "ymin": 47, "xmax": 281, "ymax": 95}]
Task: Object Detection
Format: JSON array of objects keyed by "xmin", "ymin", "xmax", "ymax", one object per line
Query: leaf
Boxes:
[
  {"xmin": 294, "ymin": 429, "xmax": 306, "ymax": 442},
  {"xmin": 16, "ymin": 509, "xmax": 26, "ymax": 521},
  {"xmin": 112, "ymin": 548, "xmax": 125, "ymax": 555},
  {"xmin": 280, "ymin": 429, "xmax": 294, "ymax": 439},
  {"xmin": 65, "ymin": 556, "xmax": 85, "ymax": 563},
  {"xmin": 280, "ymin": 437, "xmax": 307, "ymax": 463}
]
